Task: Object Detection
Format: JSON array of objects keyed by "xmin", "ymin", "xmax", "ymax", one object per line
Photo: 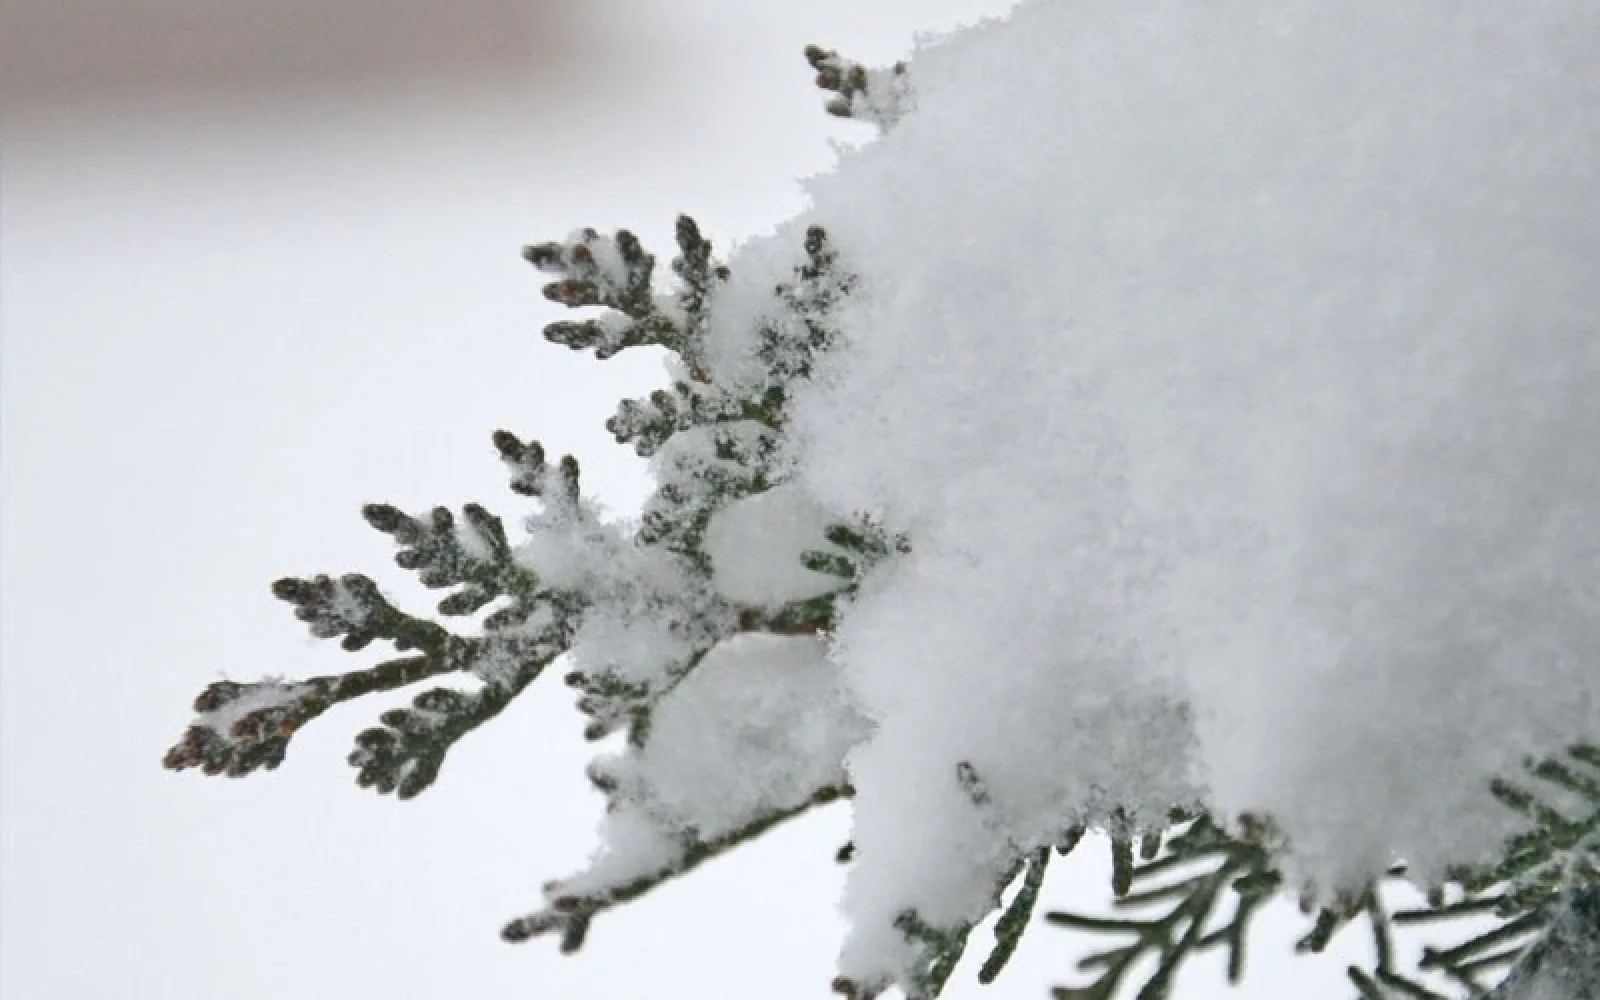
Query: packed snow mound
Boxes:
[{"xmin": 707, "ymin": 0, "xmax": 1599, "ymax": 989}]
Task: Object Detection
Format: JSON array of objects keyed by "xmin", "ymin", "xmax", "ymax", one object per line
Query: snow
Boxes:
[
  {"xmin": 153, "ymin": 1, "xmax": 1595, "ymax": 991},
  {"xmin": 568, "ymin": 601, "xmax": 699, "ymax": 688},
  {"xmin": 704, "ymin": 481, "xmax": 847, "ymax": 608},
  {"xmin": 698, "ymin": 0, "xmax": 1599, "ymax": 990},
  {"xmin": 548, "ymin": 633, "xmax": 870, "ymax": 900}
]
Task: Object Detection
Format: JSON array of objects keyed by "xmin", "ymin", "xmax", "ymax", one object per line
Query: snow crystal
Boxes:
[
  {"xmin": 704, "ymin": 0, "xmax": 1599, "ymax": 988},
  {"xmin": 704, "ymin": 481, "xmax": 847, "ymax": 608}
]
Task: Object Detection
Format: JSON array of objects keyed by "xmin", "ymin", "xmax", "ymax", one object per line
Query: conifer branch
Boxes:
[
  {"xmin": 501, "ymin": 784, "xmax": 852, "ymax": 950},
  {"xmin": 804, "ymin": 45, "xmax": 913, "ymax": 129},
  {"xmin": 1042, "ymin": 745, "xmax": 1596, "ymax": 1000},
  {"xmin": 980, "ymin": 847, "xmax": 1053, "ymax": 984},
  {"xmin": 163, "ymin": 453, "xmax": 587, "ymax": 789},
  {"xmin": 349, "ymin": 653, "xmax": 553, "ymax": 799},
  {"xmin": 362, "ymin": 501, "xmax": 538, "ymax": 615},
  {"xmin": 1047, "ymin": 814, "xmax": 1281, "ymax": 1000},
  {"xmin": 1342, "ymin": 743, "xmax": 1600, "ymax": 999},
  {"xmin": 162, "ymin": 570, "xmax": 469, "ymax": 778}
]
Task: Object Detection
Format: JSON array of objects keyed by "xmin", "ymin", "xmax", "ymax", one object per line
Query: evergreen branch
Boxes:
[
  {"xmin": 1349, "ymin": 966, "xmax": 1416, "ymax": 1000},
  {"xmin": 980, "ymin": 847, "xmax": 1053, "ymax": 983},
  {"xmin": 349, "ymin": 650, "xmax": 554, "ymax": 799},
  {"xmin": 605, "ymin": 380, "xmax": 773, "ymax": 458},
  {"xmin": 801, "ymin": 548, "xmax": 859, "ymax": 579},
  {"xmin": 835, "ymin": 820, "xmax": 1028, "ymax": 1000},
  {"xmin": 1296, "ymin": 891, "xmax": 1370, "ymax": 956},
  {"xmin": 1393, "ymin": 897, "xmax": 1503, "ymax": 924},
  {"xmin": 668, "ymin": 214, "xmax": 727, "ymax": 375},
  {"xmin": 1047, "ymin": 814, "xmax": 1281, "ymax": 1000},
  {"xmin": 167, "ymin": 491, "xmax": 578, "ymax": 793},
  {"xmin": 523, "ymin": 227, "xmax": 660, "ymax": 352},
  {"xmin": 1342, "ymin": 743, "xmax": 1599, "ymax": 999},
  {"xmin": 489, "ymin": 430, "xmax": 583, "ymax": 513},
  {"xmin": 1483, "ymin": 884, "xmax": 1600, "ymax": 1000},
  {"xmin": 162, "ymin": 650, "xmax": 459, "ymax": 778},
  {"xmin": 501, "ymin": 784, "xmax": 850, "ymax": 951},
  {"xmin": 1111, "ymin": 834, "xmax": 1136, "ymax": 898},
  {"xmin": 1057, "ymin": 824, "xmax": 1089, "ymax": 856},
  {"xmin": 362, "ymin": 502, "xmax": 538, "ymax": 615},
  {"xmin": 607, "ymin": 386, "xmax": 697, "ymax": 457},
  {"xmin": 803, "ymin": 45, "xmax": 913, "ymax": 129},
  {"xmin": 170, "ymin": 202, "xmax": 868, "ymax": 976},
  {"xmin": 490, "ymin": 430, "xmax": 549, "ymax": 498},
  {"xmin": 892, "ymin": 908, "xmax": 977, "ymax": 1000},
  {"xmin": 1421, "ymin": 913, "xmax": 1541, "ymax": 972},
  {"xmin": 1041, "ymin": 746, "xmax": 1595, "ymax": 1000},
  {"xmin": 754, "ymin": 225, "xmax": 855, "ymax": 385},
  {"xmin": 273, "ymin": 572, "xmax": 451, "ymax": 654},
  {"xmin": 564, "ymin": 668, "xmax": 654, "ymax": 742},
  {"xmin": 164, "ymin": 572, "xmax": 468, "ymax": 777},
  {"xmin": 1528, "ymin": 753, "xmax": 1600, "ymax": 804},
  {"xmin": 760, "ymin": 593, "xmax": 841, "ymax": 635},
  {"xmin": 1372, "ymin": 969, "xmax": 1454, "ymax": 1000},
  {"xmin": 521, "ymin": 217, "xmax": 730, "ymax": 367}
]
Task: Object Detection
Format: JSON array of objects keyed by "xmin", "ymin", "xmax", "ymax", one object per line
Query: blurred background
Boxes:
[
  {"xmin": 4, "ymin": 0, "xmax": 547, "ymax": 108},
  {"xmin": 0, "ymin": 2, "xmax": 1356, "ymax": 998}
]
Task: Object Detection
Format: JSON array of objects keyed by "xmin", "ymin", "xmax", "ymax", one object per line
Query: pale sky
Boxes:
[{"xmin": 2, "ymin": 3, "xmax": 1361, "ymax": 998}]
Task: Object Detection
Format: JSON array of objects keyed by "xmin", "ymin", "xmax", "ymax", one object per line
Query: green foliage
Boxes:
[
  {"xmin": 1045, "ymin": 746, "xmax": 1599, "ymax": 1000},
  {"xmin": 982, "ymin": 847, "xmax": 1054, "ymax": 985},
  {"xmin": 804, "ymin": 44, "xmax": 913, "ymax": 128},
  {"xmin": 1046, "ymin": 812, "xmax": 1285, "ymax": 1000},
  {"xmin": 165, "ymin": 46, "xmax": 881, "ymax": 955},
  {"xmin": 1344, "ymin": 744, "xmax": 1600, "ymax": 1000}
]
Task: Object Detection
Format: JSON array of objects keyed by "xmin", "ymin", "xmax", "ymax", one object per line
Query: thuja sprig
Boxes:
[
  {"xmin": 833, "ymin": 766, "xmax": 1065, "ymax": 1000},
  {"xmin": 1043, "ymin": 744, "xmax": 1598, "ymax": 1000},
  {"xmin": 1047, "ymin": 813, "xmax": 1283, "ymax": 1000},
  {"xmin": 981, "ymin": 847, "xmax": 1055, "ymax": 985},
  {"xmin": 1347, "ymin": 743, "xmax": 1600, "ymax": 999},
  {"xmin": 167, "ymin": 45, "xmax": 894, "ymax": 988},
  {"xmin": 804, "ymin": 44, "xmax": 912, "ymax": 129},
  {"xmin": 162, "ymin": 640, "xmax": 466, "ymax": 780},
  {"xmin": 361, "ymin": 501, "xmax": 537, "ymax": 616},
  {"xmin": 524, "ymin": 215, "xmax": 726, "ymax": 370},
  {"xmin": 349, "ymin": 656, "xmax": 555, "ymax": 799}
]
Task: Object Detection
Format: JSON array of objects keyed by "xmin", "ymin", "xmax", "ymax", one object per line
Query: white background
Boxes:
[{"xmin": 2, "ymin": 3, "xmax": 1356, "ymax": 997}]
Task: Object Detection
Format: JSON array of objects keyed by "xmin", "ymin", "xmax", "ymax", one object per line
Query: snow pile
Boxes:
[{"xmin": 703, "ymin": 0, "xmax": 1599, "ymax": 988}]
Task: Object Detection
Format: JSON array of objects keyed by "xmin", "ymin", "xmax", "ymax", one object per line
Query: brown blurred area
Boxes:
[{"xmin": 0, "ymin": 0, "xmax": 575, "ymax": 109}]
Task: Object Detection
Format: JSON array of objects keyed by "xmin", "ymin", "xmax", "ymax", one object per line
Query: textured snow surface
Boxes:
[
  {"xmin": 703, "ymin": 0, "xmax": 1599, "ymax": 987},
  {"xmin": 553, "ymin": 633, "xmax": 869, "ymax": 899},
  {"xmin": 705, "ymin": 482, "xmax": 845, "ymax": 607}
]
